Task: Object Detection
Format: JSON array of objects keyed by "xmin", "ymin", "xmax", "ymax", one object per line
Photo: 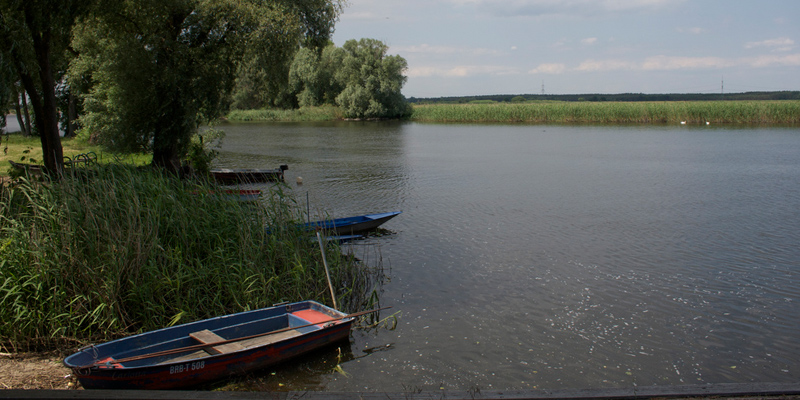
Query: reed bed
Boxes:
[
  {"xmin": 0, "ymin": 166, "xmax": 382, "ymax": 351},
  {"xmin": 226, "ymin": 106, "xmax": 342, "ymax": 122},
  {"xmin": 410, "ymin": 101, "xmax": 800, "ymax": 124}
]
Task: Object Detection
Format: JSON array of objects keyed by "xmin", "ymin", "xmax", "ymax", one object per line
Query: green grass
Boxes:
[
  {"xmin": 1, "ymin": 132, "xmax": 150, "ymax": 178},
  {"xmin": 409, "ymin": 101, "xmax": 800, "ymax": 124},
  {"xmin": 226, "ymin": 106, "xmax": 343, "ymax": 122},
  {"xmin": 0, "ymin": 166, "xmax": 383, "ymax": 351}
]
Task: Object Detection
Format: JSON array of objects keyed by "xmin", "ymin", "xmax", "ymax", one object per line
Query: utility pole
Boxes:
[
  {"xmin": 541, "ymin": 80, "xmax": 545, "ymax": 95},
  {"xmin": 721, "ymin": 76, "xmax": 724, "ymax": 100}
]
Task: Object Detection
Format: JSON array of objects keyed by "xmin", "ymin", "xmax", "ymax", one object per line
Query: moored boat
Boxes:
[
  {"xmin": 305, "ymin": 211, "xmax": 401, "ymax": 235},
  {"xmin": 210, "ymin": 164, "xmax": 288, "ymax": 184},
  {"xmin": 63, "ymin": 301, "xmax": 360, "ymax": 390}
]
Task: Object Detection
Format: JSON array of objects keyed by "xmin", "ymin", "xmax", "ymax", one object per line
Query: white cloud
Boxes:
[
  {"xmin": 571, "ymin": 53, "xmax": 800, "ymax": 72},
  {"xmin": 408, "ymin": 65, "xmax": 520, "ymax": 78},
  {"xmin": 446, "ymin": 0, "xmax": 682, "ymax": 17},
  {"xmin": 393, "ymin": 44, "xmax": 502, "ymax": 56},
  {"xmin": 581, "ymin": 37, "xmax": 598, "ymax": 45},
  {"xmin": 575, "ymin": 59, "xmax": 637, "ymax": 71},
  {"xmin": 641, "ymin": 55, "xmax": 734, "ymax": 70},
  {"xmin": 744, "ymin": 37, "xmax": 794, "ymax": 52},
  {"xmin": 746, "ymin": 53, "xmax": 800, "ymax": 68},
  {"xmin": 529, "ymin": 63, "xmax": 567, "ymax": 74}
]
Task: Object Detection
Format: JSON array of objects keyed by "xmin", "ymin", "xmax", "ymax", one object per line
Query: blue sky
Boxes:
[{"xmin": 331, "ymin": 0, "xmax": 800, "ymax": 98}]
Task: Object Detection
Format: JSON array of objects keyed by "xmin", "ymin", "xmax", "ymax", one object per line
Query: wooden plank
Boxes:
[
  {"xmin": 189, "ymin": 329, "xmax": 245, "ymax": 355},
  {"xmin": 156, "ymin": 349, "xmax": 209, "ymax": 365},
  {"xmin": 236, "ymin": 329, "xmax": 303, "ymax": 349}
]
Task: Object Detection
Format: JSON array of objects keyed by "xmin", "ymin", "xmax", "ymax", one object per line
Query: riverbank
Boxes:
[
  {"xmin": 0, "ymin": 165, "xmax": 382, "ymax": 354},
  {"xmin": 224, "ymin": 100, "xmax": 800, "ymax": 125}
]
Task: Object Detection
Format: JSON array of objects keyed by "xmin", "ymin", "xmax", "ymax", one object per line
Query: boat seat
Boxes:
[{"xmin": 189, "ymin": 329, "xmax": 246, "ymax": 355}]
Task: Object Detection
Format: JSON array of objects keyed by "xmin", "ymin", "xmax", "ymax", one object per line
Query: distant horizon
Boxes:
[
  {"xmin": 333, "ymin": 1, "xmax": 800, "ymax": 98},
  {"xmin": 405, "ymin": 89, "xmax": 799, "ymax": 100}
]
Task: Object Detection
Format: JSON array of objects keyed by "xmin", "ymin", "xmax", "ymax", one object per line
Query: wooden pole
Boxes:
[{"xmin": 316, "ymin": 230, "xmax": 338, "ymax": 309}]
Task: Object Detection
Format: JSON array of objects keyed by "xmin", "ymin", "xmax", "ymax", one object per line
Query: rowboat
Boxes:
[
  {"xmin": 210, "ymin": 164, "xmax": 288, "ymax": 185},
  {"xmin": 305, "ymin": 211, "xmax": 401, "ymax": 235},
  {"xmin": 222, "ymin": 189, "xmax": 261, "ymax": 202},
  {"xmin": 63, "ymin": 301, "xmax": 357, "ymax": 390}
]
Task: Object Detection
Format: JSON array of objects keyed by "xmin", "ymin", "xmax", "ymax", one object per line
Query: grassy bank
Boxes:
[
  {"xmin": 410, "ymin": 100, "xmax": 800, "ymax": 124},
  {"xmin": 226, "ymin": 105, "xmax": 342, "ymax": 122},
  {"xmin": 0, "ymin": 166, "xmax": 382, "ymax": 352},
  {"xmin": 1, "ymin": 133, "xmax": 150, "ymax": 178}
]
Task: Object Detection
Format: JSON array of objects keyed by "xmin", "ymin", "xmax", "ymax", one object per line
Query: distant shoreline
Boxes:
[
  {"xmin": 225, "ymin": 100, "xmax": 800, "ymax": 125},
  {"xmin": 408, "ymin": 100, "xmax": 800, "ymax": 124}
]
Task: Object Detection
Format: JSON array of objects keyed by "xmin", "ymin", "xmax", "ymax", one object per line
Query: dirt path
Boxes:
[{"xmin": 0, "ymin": 352, "xmax": 79, "ymax": 390}]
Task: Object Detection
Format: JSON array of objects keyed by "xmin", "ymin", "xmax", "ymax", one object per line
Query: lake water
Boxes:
[{"xmin": 214, "ymin": 121, "xmax": 800, "ymax": 391}]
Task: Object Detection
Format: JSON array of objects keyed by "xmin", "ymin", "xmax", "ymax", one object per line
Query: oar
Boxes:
[{"xmin": 78, "ymin": 306, "xmax": 390, "ymax": 369}]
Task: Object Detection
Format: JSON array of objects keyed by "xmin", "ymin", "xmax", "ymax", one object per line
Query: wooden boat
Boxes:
[
  {"xmin": 8, "ymin": 160, "xmax": 44, "ymax": 176},
  {"xmin": 63, "ymin": 301, "xmax": 357, "ymax": 390},
  {"xmin": 190, "ymin": 189, "xmax": 261, "ymax": 202},
  {"xmin": 305, "ymin": 211, "xmax": 401, "ymax": 235},
  {"xmin": 222, "ymin": 189, "xmax": 261, "ymax": 202},
  {"xmin": 210, "ymin": 164, "xmax": 288, "ymax": 184}
]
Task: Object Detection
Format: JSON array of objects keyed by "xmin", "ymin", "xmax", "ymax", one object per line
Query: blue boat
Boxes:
[
  {"xmin": 305, "ymin": 211, "xmax": 401, "ymax": 235},
  {"xmin": 63, "ymin": 301, "xmax": 360, "ymax": 390}
]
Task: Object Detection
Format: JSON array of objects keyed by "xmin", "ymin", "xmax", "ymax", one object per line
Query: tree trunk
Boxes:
[
  {"xmin": 67, "ymin": 91, "xmax": 78, "ymax": 138},
  {"xmin": 22, "ymin": 5, "xmax": 63, "ymax": 175},
  {"xmin": 14, "ymin": 90, "xmax": 27, "ymax": 136},
  {"xmin": 152, "ymin": 123, "xmax": 183, "ymax": 173},
  {"xmin": 21, "ymin": 89, "xmax": 32, "ymax": 136}
]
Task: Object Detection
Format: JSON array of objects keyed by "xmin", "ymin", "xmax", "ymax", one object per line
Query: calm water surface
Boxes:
[{"xmin": 215, "ymin": 122, "xmax": 800, "ymax": 391}]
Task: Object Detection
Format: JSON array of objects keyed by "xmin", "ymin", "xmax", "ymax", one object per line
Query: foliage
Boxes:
[
  {"xmin": 71, "ymin": 0, "xmax": 344, "ymax": 171},
  {"xmin": 288, "ymin": 45, "xmax": 343, "ymax": 108},
  {"xmin": 334, "ymin": 39, "xmax": 412, "ymax": 119},
  {"xmin": 230, "ymin": 0, "xmax": 344, "ymax": 110},
  {"xmin": 287, "ymin": 39, "xmax": 411, "ymax": 119},
  {"xmin": 410, "ymin": 101, "xmax": 800, "ymax": 124},
  {"xmin": 184, "ymin": 128, "xmax": 225, "ymax": 175},
  {"xmin": 226, "ymin": 105, "xmax": 342, "ymax": 122},
  {"xmin": 0, "ymin": 165, "xmax": 383, "ymax": 351},
  {"xmin": 0, "ymin": 0, "xmax": 92, "ymax": 172}
]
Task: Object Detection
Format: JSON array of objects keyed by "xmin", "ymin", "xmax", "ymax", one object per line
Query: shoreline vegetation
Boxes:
[
  {"xmin": 224, "ymin": 100, "xmax": 800, "ymax": 125},
  {"xmin": 0, "ymin": 165, "xmax": 383, "ymax": 353}
]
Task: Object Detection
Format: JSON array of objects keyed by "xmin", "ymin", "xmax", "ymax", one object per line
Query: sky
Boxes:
[{"xmin": 330, "ymin": 0, "xmax": 800, "ymax": 98}]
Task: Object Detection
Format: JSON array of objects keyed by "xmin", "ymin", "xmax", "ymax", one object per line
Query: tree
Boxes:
[
  {"xmin": 334, "ymin": 39, "xmax": 411, "ymax": 119},
  {"xmin": 73, "ymin": 0, "xmax": 343, "ymax": 171},
  {"xmin": 0, "ymin": 0, "xmax": 89, "ymax": 173},
  {"xmin": 288, "ymin": 39, "xmax": 411, "ymax": 119}
]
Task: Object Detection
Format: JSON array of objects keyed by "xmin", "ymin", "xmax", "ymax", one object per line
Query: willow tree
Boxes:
[
  {"xmin": 73, "ymin": 0, "xmax": 343, "ymax": 171},
  {"xmin": 0, "ymin": 0, "xmax": 90, "ymax": 173},
  {"xmin": 334, "ymin": 39, "xmax": 412, "ymax": 119}
]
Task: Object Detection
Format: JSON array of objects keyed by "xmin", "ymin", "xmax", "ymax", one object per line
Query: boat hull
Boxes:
[
  {"xmin": 210, "ymin": 165, "xmax": 288, "ymax": 184},
  {"xmin": 64, "ymin": 301, "xmax": 350, "ymax": 390},
  {"xmin": 306, "ymin": 211, "xmax": 401, "ymax": 235}
]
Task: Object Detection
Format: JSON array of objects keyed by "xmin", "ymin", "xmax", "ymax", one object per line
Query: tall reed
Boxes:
[
  {"xmin": 0, "ymin": 165, "xmax": 382, "ymax": 351},
  {"xmin": 410, "ymin": 101, "xmax": 800, "ymax": 124},
  {"xmin": 226, "ymin": 106, "xmax": 342, "ymax": 122}
]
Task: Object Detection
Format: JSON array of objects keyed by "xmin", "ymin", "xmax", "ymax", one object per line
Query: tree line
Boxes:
[
  {"xmin": 409, "ymin": 91, "xmax": 800, "ymax": 104},
  {"xmin": 1, "ymin": 0, "xmax": 410, "ymax": 174}
]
